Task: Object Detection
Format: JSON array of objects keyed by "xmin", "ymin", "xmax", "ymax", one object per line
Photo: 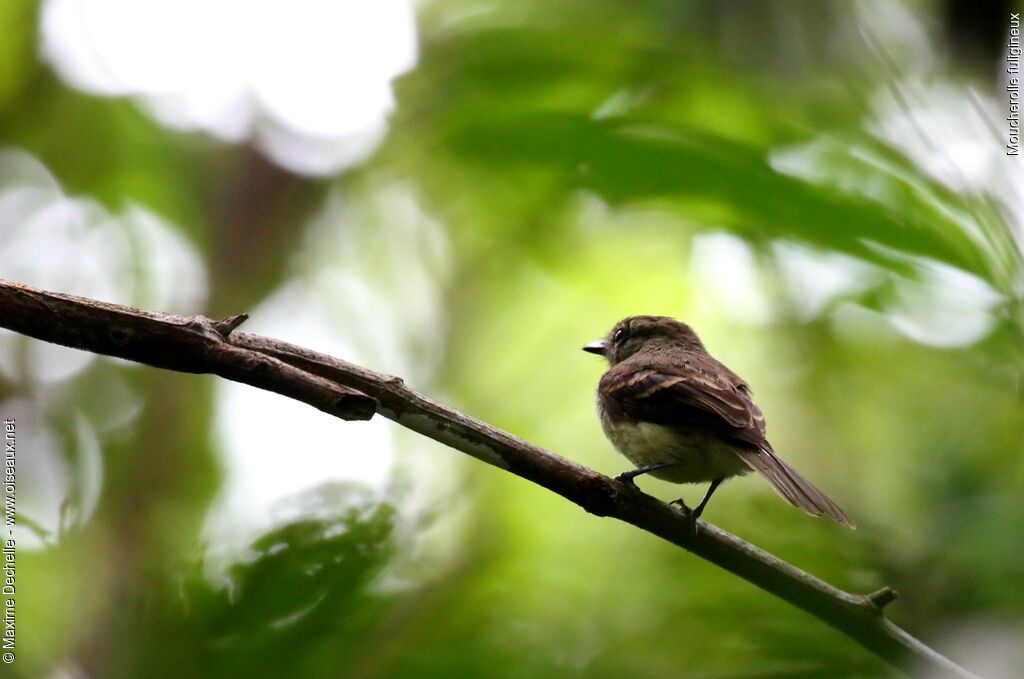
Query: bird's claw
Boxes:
[
  {"xmin": 614, "ymin": 472, "xmax": 639, "ymax": 488},
  {"xmin": 669, "ymin": 498, "xmax": 700, "ymax": 537},
  {"xmin": 668, "ymin": 497, "xmax": 691, "ymax": 512}
]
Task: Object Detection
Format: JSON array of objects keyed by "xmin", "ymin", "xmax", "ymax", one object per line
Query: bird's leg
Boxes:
[
  {"xmin": 668, "ymin": 479, "xmax": 723, "ymax": 537},
  {"xmin": 670, "ymin": 477, "xmax": 723, "ymax": 518},
  {"xmin": 615, "ymin": 462, "xmax": 677, "ymax": 487},
  {"xmin": 691, "ymin": 478, "xmax": 723, "ymax": 519}
]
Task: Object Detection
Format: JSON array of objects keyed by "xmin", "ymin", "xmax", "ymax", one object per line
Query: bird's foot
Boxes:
[
  {"xmin": 668, "ymin": 497, "xmax": 691, "ymax": 512},
  {"xmin": 614, "ymin": 474, "xmax": 644, "ymax": 502},
  {"xmin": 614, "ymin": 471, "xmax": 641, "ymax": 488},
  {"xmin": 669, "ymin": 498, "xmax": 700, "ymax": 537}
]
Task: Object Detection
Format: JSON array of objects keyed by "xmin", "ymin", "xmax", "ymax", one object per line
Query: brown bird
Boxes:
[{"xmin": 584, "ymin": 315, "xmax": 854, "ymax": 528}]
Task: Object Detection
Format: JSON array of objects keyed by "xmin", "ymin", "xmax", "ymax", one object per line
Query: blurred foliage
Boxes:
[
  {"xmin": 129, "ymin": 490, "xmax": 395, "ymax": 679},
  {"xmin": 1, "ymin": 1, "xmax": 1023, "ymax": 678}
]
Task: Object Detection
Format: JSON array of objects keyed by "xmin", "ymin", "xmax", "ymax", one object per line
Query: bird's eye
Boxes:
[{"xmin": 612, "ymin": 327, "xmax": 627, "ymax": 343}]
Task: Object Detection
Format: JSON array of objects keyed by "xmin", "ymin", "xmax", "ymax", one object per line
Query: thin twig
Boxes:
[{"xmin": 0, "ymin": 279, "xmax": 979, "ymax": 678}]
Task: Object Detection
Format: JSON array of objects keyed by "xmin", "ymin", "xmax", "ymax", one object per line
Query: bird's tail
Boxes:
[{"xmin": 738, "ymin": 448, "xmax": 855, "ymax": 528}]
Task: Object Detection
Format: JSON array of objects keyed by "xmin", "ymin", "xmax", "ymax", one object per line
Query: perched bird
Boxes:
[{"xmin": 584, "ymin": 315, "xmax": 854, "ymax": 528}]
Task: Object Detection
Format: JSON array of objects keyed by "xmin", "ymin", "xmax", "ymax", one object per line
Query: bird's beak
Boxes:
[{"xmin": 582, "ymin": 339, "xmax": 607, "ymax": 356}]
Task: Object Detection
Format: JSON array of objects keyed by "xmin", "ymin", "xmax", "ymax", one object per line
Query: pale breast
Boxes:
[{"xmin": 599, "ymin": 404, "xmax": 749, "ymax": 484}]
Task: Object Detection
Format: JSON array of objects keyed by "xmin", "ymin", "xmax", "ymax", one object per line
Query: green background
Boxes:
[{"xmin": 1, "ymin": 1, "xmax": 1022, "ymax": 677}]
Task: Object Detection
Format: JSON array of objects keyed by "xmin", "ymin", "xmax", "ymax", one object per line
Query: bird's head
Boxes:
[{"xmin": 583, "ymin": 315, "xmax": 705, "ymax": 365}]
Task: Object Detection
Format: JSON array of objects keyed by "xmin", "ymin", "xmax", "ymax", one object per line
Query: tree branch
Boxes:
[
  {"xmin": 0, "ymin": 279, "xmax": 978, "ymax": 678},
  {"xmin": 0, "ymin": 280, "xmax": 375, "ymax": 420}
]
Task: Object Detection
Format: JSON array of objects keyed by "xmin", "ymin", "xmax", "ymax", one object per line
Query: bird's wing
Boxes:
[
  {"xmin": 599, "ymin": 356, "xmax": 766, "ymax": 449},
  {"xmin": 601, "ymin": 356, "xmax": 854, "ymax": 528}
]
